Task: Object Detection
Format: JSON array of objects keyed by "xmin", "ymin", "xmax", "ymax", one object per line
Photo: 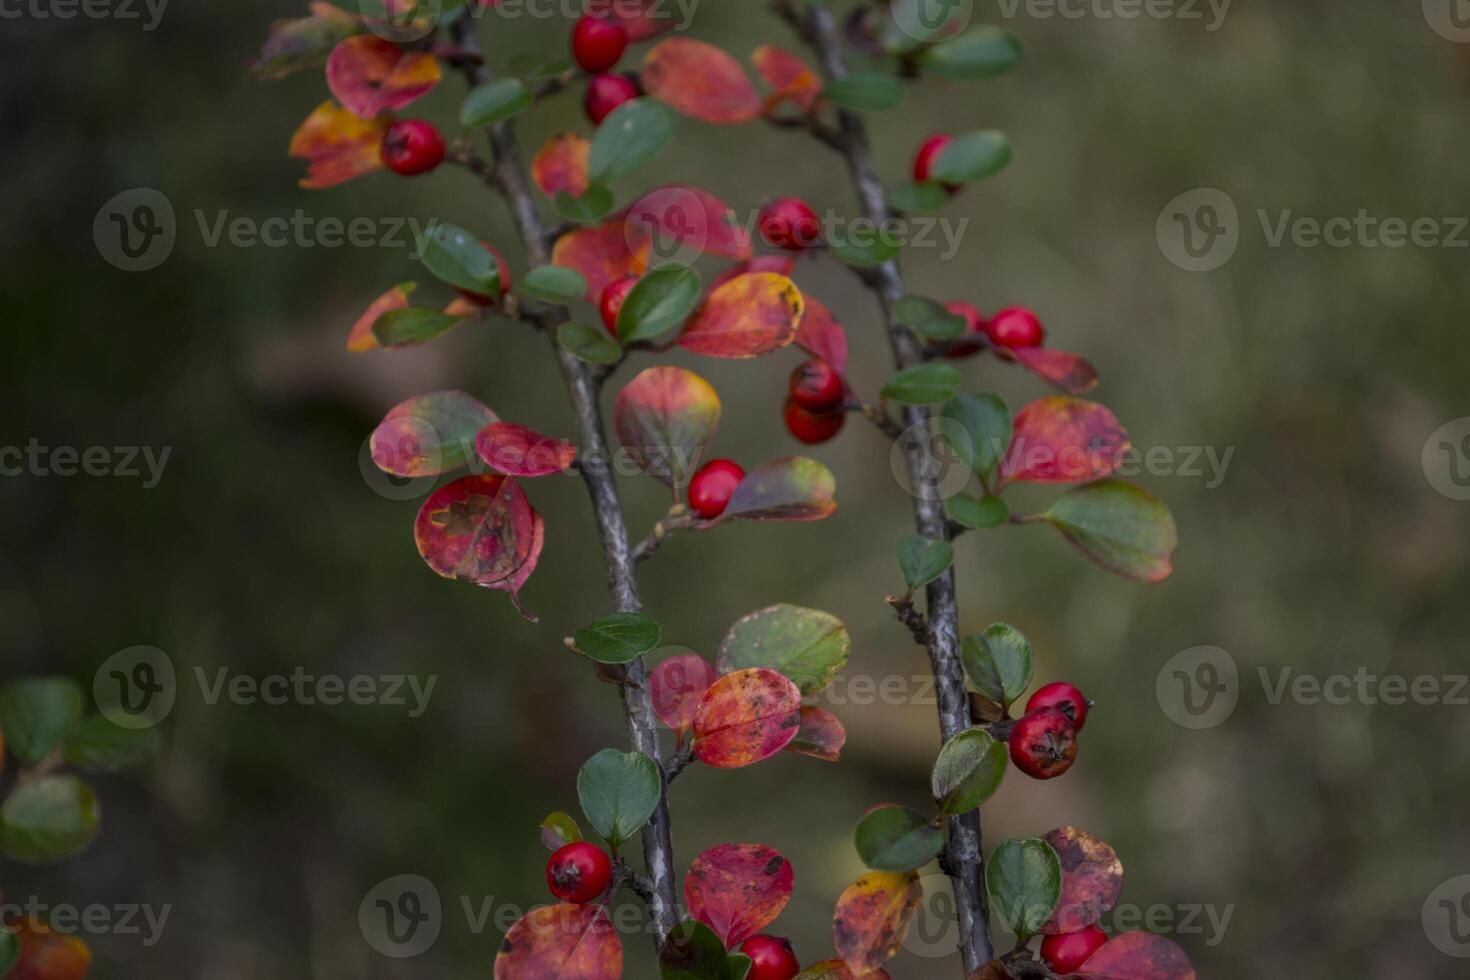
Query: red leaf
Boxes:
[
  {"xmin": 753, "ymin": 44, "xmax": 823, "ymax": 112},
  {"xmin": 624, "ymin": 185, "xmax": 753, "ymax": 262},
  {"xmin": 785, "ymin": 706, "xmax": 845, "ymax": 762},
  {"xmin": 371, "ymin": 390, "xmax": 498, "ymax": 477},
  {"xmin": 692, "ymin": 668, "xmax": 802, "ymax": 768},
  {"xmin": 347, "ymin": 282, "xmax": 415, "ymax": 351},
  {"xmin": 832, "ymin": 871, "xmax": 923, "ymax": 976},
  {"xmin": 724, "ymin": 457, "xmax": 837, "ymax": 522},
  {"xmin": 289, "ymin": 100, "xmax": 388, "ymax": 189},
  {"xmin": 532, "ymin": 133, "xmax": 591, "ymax": 198},
  {"xmin": 998, "ymin": 397, "xmax": 1130, "ymax": 487},
  {"xmin": 1012, "ymin": 347, "xmax": 1100, "ymax": 395},
  {"xmin": 1040, "ymin": 827, "xmax": 1125, "ymax": 935},
  {"xmin": 8, "ymin": 917, "xmax": 91, "ymax": 980},
  {"xmin": 613, "ymin": 366, "xmax": 721, "ymax": 486},
  {"xmin": 679, "ymin": 273, "xmax": 803, "ymax": 358},
  {"xmin": 1076, "ymin": 932, "xmax": 1196, "ymax": 979},
  {"xmin": 684, "ymin": 843, "xmax": 794, "ymax": 948},
  {"xmin": 326, "ymin": 35, "xmax": 441, "ymax": 118},
  {"xmin": 711, "ymin": 256, "xmax": 796, "ymax": 291},
  {"xmin": 413, "ymin": 474, "xmax": 544, "ymax": 618},
  {"xmin": 795, "ymin": 294, "xmax": 849, "ymax": 375},
  {"xmin": 475, "ymin": 423, "xmax": 577, "ymax": 478},
  {"xmin": 648, "ymin": 654, "xmax": 717, "ymax": 735},
  {"xmin": 642, "ymin": 38, "xmax": 762, "ymax": 124},
  {"xmin": 552, "ymin": 221, "xmax": 648, "ymax": 301},
  {"xmin": 493, "ymin": 904, "xmax": 622, "ymax": 980}
]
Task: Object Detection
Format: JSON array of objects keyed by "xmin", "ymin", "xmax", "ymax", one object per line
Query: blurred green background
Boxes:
[{"xmin": 4, "ymin": 0, "xmax": 1469, "ymax": 976}]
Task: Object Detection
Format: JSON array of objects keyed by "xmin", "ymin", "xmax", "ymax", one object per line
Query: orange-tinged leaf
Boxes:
[
  {"xmin": 625, "ymin": 185, "xmax": 753, "ymax": 262},
  {"xmin": 444, "ymin": 294, "xmax": 485, "ymax": 318},
  {"xmin": 475, "ymin": 423, "xmax": 577, "ymax": 477},
  {"xmin": 533, "ymin": 133, "xmax": 591, "ymax": 198},
  {"xmin": 613, "ymin": 366, "xmax": 721, "ymax": 486},
  {"xmin": 786, "ymin": 706, "xmax": 845, "ymax": 762},
  {"xmin": 998, "ymin": 397, "xmax": 1129, "ymax": 486},
  {"xmin": 649, "ymin": 653, "xmax": 717, "ymax": 735},
  {"xmin": 753, "ymin": 44, "xmax": 823, "ymax": 112},
  {"xmin": 1012, "ymin": 347, "xmax": 1099, "ymax": 395},
  {"xmin": 552, "ymin": 221, "xmax": 648, "ymax": 301},
  {"xmin": 692, "ymin": 668, "xmax": 801, "ymax": 768},
  {"xmin": 251, "ymin": 1, "xmax": 360, "ymax": 80},
  {"xmin": 493, "ymin": 904, "xmax": 622, "ymax": 980},
  {"xmin": 711, "ymin": 255, "xmax": 795, "ymax": 291},
  {"xmin": 414, "ymin": 474, "xmax": 544, "ymax": 617},
  {"xmin": 832, "ymin": 871, "xmax": 923, "ymax": 976},
  {"xmin": 9, "ymin": 917, "xmax": 91, "ymax": 980},
  {"xmin": 794, "ymin": 294, "xmax": 848, "ymax": 375},
  {"xmin": 1041, "ymin": 826, "xmax": 1125, "ymax": 935},
  {"xmin": 289, "ymin": 100, "xmax": 388, "ymax": 189},
  {"xmin": 795, "ymin": 961, "xmax": 891, "ymax": 980},
  {"xmin": 684, "ymin": 843, "xmax": 794, "ymax": 948},
  {"xmin": 642, "ymin": 38, "xmax": 761, "ymax": 124},
  {"xmin": 326, "ymin": 35, "xmax": 441, "ymax": 118},
  {"xmin": 1076, "ymin": 931, "xmax": 1196, "ymax": 979},
  {"xmin": 723, "ymin": 457, "xmax": 837, "ymax": 522},
  {"xmin": 347, "ymin": 281, "xmax": 415, "ymax": 351},
  {"xmin": 679, "ymin": 272, "xmax": 803, "ymax": 358},
  {"xmin": 371, "ymin": 390, "xmax": 498, "ymax": 477}
]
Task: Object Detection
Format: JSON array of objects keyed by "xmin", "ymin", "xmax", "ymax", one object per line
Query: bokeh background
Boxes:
[{"xmin": 4, "ymin": 0, "xmax": 1470, "ymax": 976}]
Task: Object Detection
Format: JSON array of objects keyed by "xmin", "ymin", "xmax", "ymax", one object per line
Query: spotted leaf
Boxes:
[
  {"xmin": 685, "ymin": 843, "xmax": 794, "ymax": 948},
  {"xmin": 785, "ymin": 706, "xmax": 845, "ymax": 762},
  {"xmin": 678, "ymin": 273, "xmax": 803, "ymax": 358},
  {"xmin": 1040, "ymin": 826, "xmax": 1125, "ymax": 935},
  {"xmin": 716, "ymin": 604, "xmax": 849, "ymax": 696},
  {"xmin": 413, "ymin": 474, "xmax": 544, "ymax": 617},
  {"xmin": 998, "ymin": 397, "xmax": 1129, "ymax": 486},
  {"xmin": 493, "ymin": 904, "xmax": 622, "ymax": 980},
  {"xmin": 692, "ymin": 669, "xmax": 802, "ymax": 768},
  {"xmin": 832, "ymin": 871, "xmax": 923, "ymax": 976}
]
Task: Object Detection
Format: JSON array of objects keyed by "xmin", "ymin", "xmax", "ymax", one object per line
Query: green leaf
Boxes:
[
  {"xmin": 0, "ymin": 775, "xmax": 100, "ymax": 863},
  {"xmin": 576, "ymin": 748, "xmax": 662, "ymax": 848},
  {"xmin": 421, "ymin": 223, "xmax": 502, "ymax": 298},
  {"xmin": 854, "ymin": 805, "xmax": 944, "ymax": 873},
  {"xmin": 920, "ymin": 27, "xmax": 1024, "ymax": 79},
  {"xmin": 0, "ymin": 678, "xmax": 84, "ymax": 765},
  {"xmin": 62, "ymin": 715, "xmax": 160, "ymax": 772},
  {"xmin": 829, "ymin": 234, "xmax": 901, "ymax": 268},
  {"xmin": 589, "ymin": 98, "xmax": 677, "ymax": 181},
  {"xmin": 1043, "ymin": 479, "xmax": 1178, "ymax": 583},
  {"xmin": 894, "ymin": 296, "xmax": 966, "ymax": 339},
  {"xmin": 931, "ymin": 130, "xmax": 1013, "ymax": 184},
  {"xmin": 558, "ymin": 322, "xmax": 622, "ymax": 366},
  {"xmin": 881, "ymin": 364, "xmax": 960, "ymax": 405},
  {"xmin": 372, "ymin": 307, "xmax": 464, "ymax": 348},
  {"xmin": 825, "ymin": 70, "xmax": 905, "ymax": 111},
  {"xmin": 573, "ymin": 613, "xmax": 662, "ymax": 664},
  {"xmin": 985, "ymin": 838, "xmax": 1062, "ymax": 940},
  {"xmin": 617, "ymin": 265, "xmax": 702, "ymax": 343},
  {"xmin": 960, "ymin": 624, "xmax": 1033, "ymax": 710},
  {"xmin": 540, "ymin": 811, "xmax": 583, "ymax": 850},
  {"xmin": 931, "ymin": 729, "xmax": 1007, "ymax": 815},
  {"xmin": 942, "ymin": 393, "xmax": 1011, "ymax": 474},
  {"xmin": 949, "ymin": 494, "xmax": 1010, "ymax": 530},
  {"xmin": 717, "ymin": 604, "xmax": 851, "ymax": 697},
  {"xmin": 460, "ymin": 78, "xmax": 532, "ymax": 127},
  {"xmin": 520, "ymin": 265, "xmax": 587, "ymax": 303},
  {"xmin": 0, "ymin": 927, "xmax": 17, "ymax": 980},
  {"xmin": 508, "ymin": 52, "xmax": 573, "ymax": 79},
  {"xmin": 888, "ymin": 181, "xmax": 950, "ymax": 213},
  {"xmin": 897, "ymin": 534, "xmax": 953, "ymax": 590},
  {"xmin": 556, "ymin": 184, "xmax": 616, "ymax": 223},
  {"xmin": 659, "ymin": 920, "xmax": 753, "ymax": 980}
]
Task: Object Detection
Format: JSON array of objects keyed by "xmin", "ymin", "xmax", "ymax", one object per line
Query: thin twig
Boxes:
[
  {"xmin": 632, "ymin": 505, "xmax": 706, "ymax": 563},
  {"xmin": 849, "ymin": 400, "xmax": 904, "ymax": 439}
]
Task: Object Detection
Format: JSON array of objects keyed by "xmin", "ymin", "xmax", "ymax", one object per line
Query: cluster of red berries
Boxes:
[
  {"xmin": 573, "ymin": 16, "xmax": 639, "ymax": 124},
  {"xmin": 1041, "ymin": 924, "xmax": 1109, "ymax": 973},
  {"xmin": 1007, "ymin": 681, "xmax": 1089, "ymax": 780},
  {"xmin": 785, "ymin": 358, "xmax": 845, "ymax": 444}
]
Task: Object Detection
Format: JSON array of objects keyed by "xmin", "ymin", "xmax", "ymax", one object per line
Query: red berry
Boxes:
[
  {"xmin": 984, "ymin": 306, "xmax": 1045, "ymax": 350},
  {"xmin": 688, "ymin": 459, "xmax": 745, "ymax": 519},
  {"xmin": 1008, "ymin": 706, "xmax": 1078, "ymax": 779},
  {"xmin": 783, "ymin": 398, "xmax": 845, "ymax": 445},
  {"xmin": 585, "ymin": 73, "xmax": 639, "ymax": 125},
  {"xmin": 456, "ymin": 244, "xmax": 513, "ymax": 306},
  {"xmin": 599, "ymin": 275, "xmax": 639, "ymax": 336},
  {"xmin": 381, "ymin": 119, "xmax": 445, "ymax": 176},
  {"xmin": 1041, "ymin": 925, "xmax": 1109, "ymax": 974},
  {"xmin": 1026, "ymin": 682, "xmax": 1090, "ymax": 732},
  {"xmin": 943, "ymin": 301, "xmax": 987, "ymax": 358},
  {"xmin": 546, "ymin": 842, "xmax": 613, "ymax": 904},
  {"xmin": 789, "ymin": 358, "xmax": 844, "ymax": 413},
  {"xmin": 572, "ymin": 16, "xmax": 628, "ymax": 73},
  {"xmin": 758, "ymin": 197, "xmax": 822, "ymax": 251},
  {"xmin": 740, "ymin": 935, "xmax": 800, "ymax": 980},
  {"xmin": 913, "ymin": 132, "xmax": 957, "ymax": 190}
]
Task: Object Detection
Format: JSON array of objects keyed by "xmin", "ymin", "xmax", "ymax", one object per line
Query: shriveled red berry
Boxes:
[
  {"xmin": 599, "ymin": 275, "xmax": 639, "ymax": 336},
  {"xmin": 943, "ymin": 301, "xmax": 988, "ymax": 358},
  {"xmin": 546, "ymin": 842, "xmax": 613, "ymax": 904},
  {"xmin": 789, "ymin": 358, "xmax": 844, "ymax": 413},
  {"xmin": 456, "ymin": 244, "xmax": 513, "ymax": 306},
  {"xmin": 585, "ymin": 73, "xmax": 639, "ymax": 125},
  {"xmin": 740, "ymin": 935, "xmax": 800, "ymax": 980},
  {"xmin": 1026, "ymin": 681, "xmax": 1090, "ymax": 732},
  {"xmin": 913, "ymin": 132, "xmax": 957, "ymax": 190},
  {"xmin": 1008, "ymin": 706, "xmax": 1078, "ymax": 779},
  {"xmin": 381, "ymin": 119, "xmax": 445, "ymax": 176},
  {"xmin": 1041, "ymin": 925, "xmax": 1109, "ymax": 974},
  {"xmin": 784, "ymin": 398, "xmax": 845, "ymax": 445},
  {"xmin": 572, "ymin": 15, "xmax": 628, "ymax": 73},
  {"xmin": 985, "ymin": 306, "xmax": 1045, "ymax": 349},
  {"xmin": 758, "ymin": 197, "xmax": 822, "ymax": 251},
  {"xmin": 688, "ymin": 459, "xmax": 745, "ymax": 519}
]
